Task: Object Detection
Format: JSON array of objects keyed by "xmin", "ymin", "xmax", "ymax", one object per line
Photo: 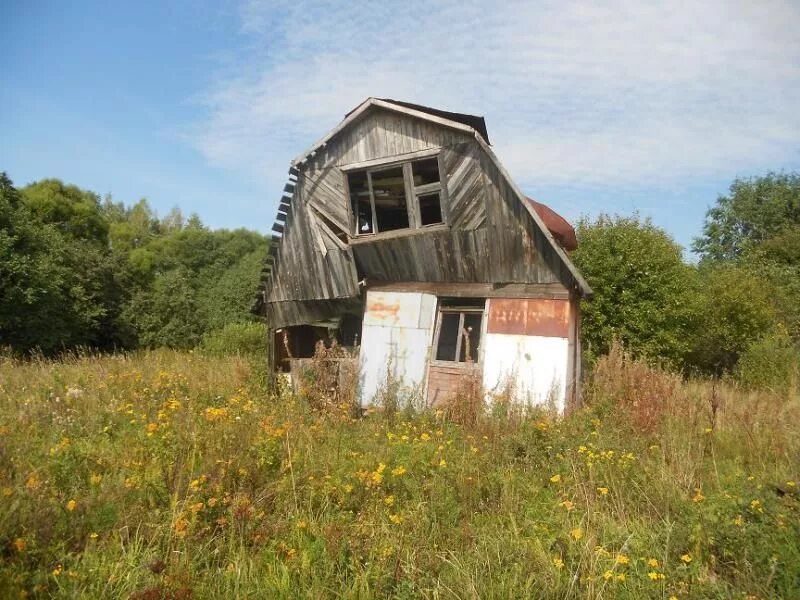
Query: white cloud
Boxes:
[{"xmin": 191, "ymin": 0, "xmax": 800, "ymax": 195}]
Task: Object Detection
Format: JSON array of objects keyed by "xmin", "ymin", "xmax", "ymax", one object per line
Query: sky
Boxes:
[{"xmin": 2, "ymin": 0, "xmax": 799, "ymax": 252}]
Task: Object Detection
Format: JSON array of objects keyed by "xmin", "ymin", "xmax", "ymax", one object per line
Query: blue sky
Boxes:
[{"xmin": 3, "ymin": 1, "xmax": 799, "ymax": 252}]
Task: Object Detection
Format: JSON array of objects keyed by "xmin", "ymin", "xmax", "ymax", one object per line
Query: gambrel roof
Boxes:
[{"xmin": 254, "ymin": 98, "xmax": 591, "ymax": 322}]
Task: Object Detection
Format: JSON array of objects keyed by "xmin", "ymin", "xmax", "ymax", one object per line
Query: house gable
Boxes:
[{"xmin": 255, "ymin": 99, "xmax": 590, "ymax": 329}]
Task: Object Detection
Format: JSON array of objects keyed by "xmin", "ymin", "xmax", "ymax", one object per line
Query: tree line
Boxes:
[
  {"xmin": 1, "ymin": 170, "xmax": 798, "ymax": 387},
  {"xmin": 0, "ymin": 173, "xmax": 267, "ymax": 354},
  {"xmin": 573, "ymin": 172, "xmax": 800, "ymax": 389}
]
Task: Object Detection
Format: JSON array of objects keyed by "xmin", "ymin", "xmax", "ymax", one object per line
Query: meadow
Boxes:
[{"xmin": 0, "ymin": 348, "xmax": 798, "ymax": 599}]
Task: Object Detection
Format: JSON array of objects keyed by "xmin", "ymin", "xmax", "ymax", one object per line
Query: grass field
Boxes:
[{"xmin": 1, "ymin": 348, "xmax": 798, "ymax": 599}]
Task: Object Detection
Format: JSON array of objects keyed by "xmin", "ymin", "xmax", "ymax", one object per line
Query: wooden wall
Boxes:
[{"xmin": 262, "ymin": 105, "xmax": 575, "ymax": 329}]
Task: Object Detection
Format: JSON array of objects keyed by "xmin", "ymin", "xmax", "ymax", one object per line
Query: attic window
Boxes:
[{"xmin": 346, "ymin": 155, "xmax": 445, "ymax": 236}]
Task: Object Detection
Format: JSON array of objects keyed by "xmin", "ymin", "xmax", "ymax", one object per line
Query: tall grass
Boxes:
[{"xmin": 0, "ymin": 347, "xmax": 798, "ymax": 598}]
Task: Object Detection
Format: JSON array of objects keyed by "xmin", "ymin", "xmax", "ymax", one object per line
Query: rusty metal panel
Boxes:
[{"xmin": 487, "ymin": 298, "xmax": 569, "ymax": 338}]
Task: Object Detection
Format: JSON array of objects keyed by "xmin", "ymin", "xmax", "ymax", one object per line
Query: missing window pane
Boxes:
[
  {"xmin": 418, "ymin": 192, "xmax": 443, "ymax": 226},
  {"xmin": 435, "ymin": 312, "xmax": 460, "ymax": 361},
  {"xmin": 459, "ymin": 313, "xmax": 483, "ymax": 362},
  {"xmin": 412, "ymin": 157, "xmax": 440, "ymax": 186},
  {"xmin": 347, "ymin": 171, "xmax": 373, "ymax": 234},
  {"xmin": 371, "ymin": 166, "xmax": 409, "ymax": 232}
]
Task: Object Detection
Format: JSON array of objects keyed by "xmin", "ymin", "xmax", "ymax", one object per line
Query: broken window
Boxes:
[
  {"xmin": 346, "ymin": 154, "xmax": 445, "ymax": 236},
  {"xmin": 370, "ymin": 166, "xmax": 409, "ymax": 232},
  {"xmin": 348, "ymin": 170, "xmax": 373, "ymax": 234},
  {"xmin": 433, "ymin": 298, "xmax": 484, "ymax": 363}
]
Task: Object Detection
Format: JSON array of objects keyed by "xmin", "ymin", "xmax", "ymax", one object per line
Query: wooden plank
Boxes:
[{"xmin": 339, "ymin": 147, "xmax": 440, "ymax": 172}]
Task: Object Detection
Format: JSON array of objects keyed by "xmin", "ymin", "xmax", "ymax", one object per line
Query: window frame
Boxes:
[
  {"xmin": 343, "ymin": 151, "xmax": 448, "ymax": 238},
  {"xmin": 431, "ymin": 300, "xmax": 486, "ymax": 366}
]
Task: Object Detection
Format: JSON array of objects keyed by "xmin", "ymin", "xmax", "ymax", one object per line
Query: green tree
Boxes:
[
  {"xmin": 123, "ymin": 268, "xmax": 204, "ymax": 349},
  {"xmin": 572, "ymin": 215, "xmax": 696, "ymax": 368},
  {"xmin": 22, "ymin": 179, "xmax": 109, "ymax": 246},
  {"xmin": 0, "ymin": 174, "xmax": 117, "ymax": 352},
  {"xmin": 687, "ymin": 265, "xmax": 778, "ymax": 376},
  {"xmin": 694, "ymin": 172, "xmax": 800, "ymax": 262}
]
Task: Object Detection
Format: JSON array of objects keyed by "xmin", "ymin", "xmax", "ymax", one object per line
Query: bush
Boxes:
[
  {"xmin": 200, "ymin": 322, "xmax": 268, "ymax": 356},
  {"xmin": 736, "ymin": 330, "xmax": 799, "ymax": 393},
  {"xmin": 572, "ymin": 214, "xmax": 696, "ymax": 369}
]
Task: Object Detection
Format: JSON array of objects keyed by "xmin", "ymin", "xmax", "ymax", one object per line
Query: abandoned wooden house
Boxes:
[{"xmin": 253, "ymin": 98, "xmax": 592, "ymax": 412}]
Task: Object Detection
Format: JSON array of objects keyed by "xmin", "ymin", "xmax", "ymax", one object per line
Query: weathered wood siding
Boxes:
[
  {"xmin": 441, "ymin": 142, "xmax": 486, "ymax": 229},
  {"xmin": 480, "ymin": 151, "xmax": 565, "ymax": 285},
  {"xmin": 265, "ymin": 177, "xmax": 359, "ymax": 304},
  {"xmin": 262, "ymin": 104, "xmax": 575, "ymax": 329}
]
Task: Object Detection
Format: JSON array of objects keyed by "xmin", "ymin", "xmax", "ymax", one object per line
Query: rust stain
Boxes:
[
  {"xmin": 367, "ymin": 300, "xmax": 401, "ymax": 322},
  {"xmin": 488, "ymin": 298, "xmax": 569, "ymax": 338}
]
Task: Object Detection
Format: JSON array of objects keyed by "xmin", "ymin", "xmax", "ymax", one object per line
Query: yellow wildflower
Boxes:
[
  {"xmin": 174, "ymin": 518, "xmax": 189, "ymax": 538},
  {"xmin": 14, "ymin": 538, "xmax": 26, "ymax": 552},
  {"xmin": 52, "ymin": 565, "xmax": 63, "ymax": 577},
  {"xmin": 204, "ymin": 407, "xmax": 229, "ymax": 422},
  {"xmin": 692, "ymin": 488, "xmax": 705, "ymax": 503},
  {"xmin": 615, "ymin": 554, "xmax": 630, "ymax": 565},
  {"xmin": 66, "ymin": 499, "xmax": 77, "ymax": 512},
  {"xmin": 296, "ymin": 519, "xmax": 307, "ymax": 530},
  {"xmin": 733, "ymin": 514, "xmax": 744, "ymax": 526},
  {"xmin": 616, "ymin": 573, "xmax": 625, "ymax": 582},
  {"xmin": 550, "ymin": 474, "xmax": 561, "ymax": 483},
  {"xmin": 680, "ymin": 553, "xmax": 692, "ymax": 563},
  {"xmin": 389, "ymin": 513, "xmax": 403, "ymax": 525},
  {"xmin": 647, "ymin": 558, "xmax": 659, "ymax": 568},
  {"xmin": 647, "ymin": 571, "xmax": 665, "ymax": 580},
  {"xmin": 603, "ymin": 570, "xmax": 614, "ymax": 580},
  {"xmin": 89, "ymin": 532, "xmax": 98, "ymax": 539},
  {"xmin": 559, "ymin": 499, "xmax": 575, "ymax": 511},
  {"xmin": 391, "ymin": 466, "xmax": 407, "ymax": 477},
  {"xmin": 570, "ymin": 527, "xmax": 584, "ymax": 541},
  {"xmin": 552, "ymin": 557, "xmax": 564, "ymax": 569},
  {"xmin": 90, "ymin": 473, "xmax": 102, "ymax": 486},
  {"xmin": 439, "ymin": 459, "xmax": 447, "ymax": 468},
  {"xmin": 597, "ymin": 487, "xmax": 609, "ymax": 495},
  {"xmin": 420, "ymin": 432, "xmax": 431, "ymax": 441},
  {"xmin": 384, "ymin": 495, "xmax": 395, "ymax": 506}
]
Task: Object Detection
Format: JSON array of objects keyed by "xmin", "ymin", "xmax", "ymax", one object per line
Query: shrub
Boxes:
[
  {"xmin": 585, "ymin": 341, "xmax": 682, "ymax": 432},
  {"xmin": 200, "ymin": 321, "xmax": 268, "ymax": 356},
  {"xmin": 736, "ymin": 330, "xmax": 799, "ymax": 393}
]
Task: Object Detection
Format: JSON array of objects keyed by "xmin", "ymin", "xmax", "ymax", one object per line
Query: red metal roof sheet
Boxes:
[{"xmin": 526, "ymin": 197, "xmax": 578, "ymax": 251}]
